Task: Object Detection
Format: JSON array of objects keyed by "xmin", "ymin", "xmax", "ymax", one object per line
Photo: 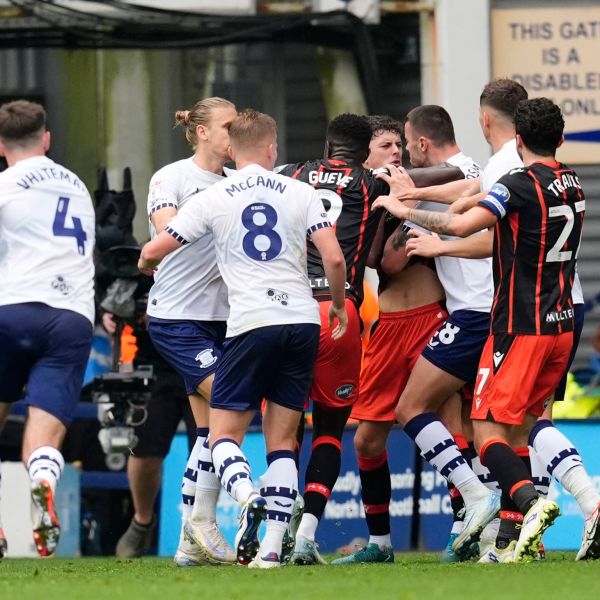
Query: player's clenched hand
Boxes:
[
  {"xmin": 328, "ymin": 303, "xmax": 348, "ymax": 340},
  {"xmin": 137, "ymin": 257, "xmax": 156, "ymax": 277},
  {"xmin": 372, "ymin": 195, "xmax": 410, "ymax": 219},
  {"xmin": 405, "ymin": 229, "xmax": 443, "ymax": 258}
]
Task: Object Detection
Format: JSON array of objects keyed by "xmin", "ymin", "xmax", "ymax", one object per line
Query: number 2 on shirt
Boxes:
[{"xmin": 53, "ymin": 196, "xmax": 88, "ymax": 255}]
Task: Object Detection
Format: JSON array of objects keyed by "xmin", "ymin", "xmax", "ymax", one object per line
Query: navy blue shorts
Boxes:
[
  {"xmin": 0, "ymin": 302, "xmax": 93, "ymax": 425},
  {"xmin": 554, "ymin": 303, "xmax": 585, "ymax": 402},
  {"xmin": 211, "ymin": 324, "xmax": 321, "ymax": 412},
  {"xmin": 148, "ymin": 318, "xmax": 227, "ymax": 395},
  {"xmin": 420, "ymin": 309, "xmax": 490, "ymax": 383}
]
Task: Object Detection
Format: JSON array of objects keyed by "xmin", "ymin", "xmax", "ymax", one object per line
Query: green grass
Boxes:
[{"xmin": 1, "ymin": 553, "xmax": 599, "ymax": 600}]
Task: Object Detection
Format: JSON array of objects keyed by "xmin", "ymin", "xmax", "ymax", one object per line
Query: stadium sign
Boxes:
[{"xmin": 493, "ymin": 6, "xmax": 600, "ymax": 164}]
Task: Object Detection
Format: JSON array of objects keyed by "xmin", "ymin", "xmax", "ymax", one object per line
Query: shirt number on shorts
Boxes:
[
  {"xmin": 428, "ymin": 322, "xmax": 461, "ymax": 347},
  {"xmin": 53, "ymin": 196, "xmax": 88, "ymax": 255},
  {"xmin": 319, "ymin": 189, "xmax": 343, "ymax": 225},
  {"xmin": 241, "ymin": 202, "xmax": 282, "ymax": 261},
  {"xmin": 475, "ymin": 367, "xmax": 490, "ymax": 395}
]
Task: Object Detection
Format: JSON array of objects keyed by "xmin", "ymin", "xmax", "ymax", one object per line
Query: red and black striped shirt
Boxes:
[
  {"xmin": 478, "ymin": 161, "xmax": 585, "ymax": 335},
  {"xmin": 279, "ymin": 158, "xmax": 388, "ymax": 306}
]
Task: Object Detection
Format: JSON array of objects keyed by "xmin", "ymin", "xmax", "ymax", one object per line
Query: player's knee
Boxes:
[
  {"xmin": 354, "ymin": 429, "xmax": 385, "ymax": 457},
  {"xmin": 395, "ymin": 402, "xmax": 414, "ymax": 427}
]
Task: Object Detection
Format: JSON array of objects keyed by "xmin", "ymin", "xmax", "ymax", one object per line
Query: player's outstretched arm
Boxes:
[
  {"xmin": 377, "ymin": 164, "xmax": 475, "ymax": 202},
  {"xmin": 138, "ymin": 230, "xmax": 183, "ymax": 276},
  {"xmin": 372, "ymin": 194, "xmax": 496, "ymax": 238},
  {"xmin": 448, "ymin": 190, "xmax": 488, "ymax": 214},
  {"xmin": 311, "ymin": 227, "xmax": 347, "ymax": 340},
  {"xmin": 406, "ymin": 228, "xmax": 493, "ymax": 259}
]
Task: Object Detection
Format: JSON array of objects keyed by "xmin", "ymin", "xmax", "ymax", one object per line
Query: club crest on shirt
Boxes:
[
  {"xmin": 266, "ymin": 288, "xmax": 289, "ymax": 306},
  {"xmin": 195, "ymin": 348, "xmax": 217, "ymax": 368},
  {"xmin": 335, "ymin": 384, "xmax": 354, "ymax": 399},
  {"xmin": 51, "ymin": 275, "xmax": 73, "ymax": 296}
]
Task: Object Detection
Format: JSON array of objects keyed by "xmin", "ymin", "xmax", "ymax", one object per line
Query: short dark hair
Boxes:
[
  {"xmin": 514, "ymin": 98, "xmax": 564, "ymax": 156},
  {"xmin": 480, "ymin": 78, "xmax": 528, "ymax": 120},
  {"xmin": 405, "ymin": 105, "xmax": 456, "ymax": 147},
  {"xmin": 366, "ymin": 115, "xmax": 403, "ymax": 139},
  {"xmin": 0, "ymin": 99, "xmax": 46, "ymax": 147},
  {"xmin": 326, "ymin": 113, "xmax": 372, "ymax": 157}
]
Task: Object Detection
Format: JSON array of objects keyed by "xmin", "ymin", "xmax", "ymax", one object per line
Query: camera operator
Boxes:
[
  {"xmin": 92, "ymin": 170, "xmax": 197, "ymax": 558},
  {"xmin": 102, "ymin": 279, "xmax": 196, "ymax": 559}
]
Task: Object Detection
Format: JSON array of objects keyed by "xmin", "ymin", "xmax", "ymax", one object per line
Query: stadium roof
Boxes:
[{"xmin": 0, "ymin": 1, "xmax": 373, "ymax": 49}]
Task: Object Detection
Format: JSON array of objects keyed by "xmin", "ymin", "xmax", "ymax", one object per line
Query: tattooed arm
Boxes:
[
  {"xmin": 372, "ymin": 194, "xmax": 497, "ymax": 238},
  {"xmin": 405, "ymin": 206, "xmax": 495, "ymax": 237}
]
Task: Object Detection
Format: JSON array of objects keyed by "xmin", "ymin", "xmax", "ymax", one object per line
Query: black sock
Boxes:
[
  {"xmin": 358, "ymin": 452, "xmax": 391, "ymax": 537},
  {"xmin": 480, "ymin": 441, "xmax": 538, "ymax": 515},
  {"xmin": 496, "ymin": 490, "xmax": 522, "ymax": 549},
  {"xmin": 304, "ymin": 437, "xmax": 342, "ymax": 520}
]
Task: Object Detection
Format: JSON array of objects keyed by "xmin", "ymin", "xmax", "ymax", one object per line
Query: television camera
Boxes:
[{"xmin": 91, "ymin": 167, "xmax": 154, "ymax": 455}]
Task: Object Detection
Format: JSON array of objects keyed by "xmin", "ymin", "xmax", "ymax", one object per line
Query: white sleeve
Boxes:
[
  {"xmin": 305, "ymin": 188, "xmax": 331, "ymax": 236},
  {"xmin": 164, "ymin": 191, "xmax": 210, "ymax": 245},
  {"xmin": 147, "ymin": 169, "xmax": 181, "ymax": 217}
]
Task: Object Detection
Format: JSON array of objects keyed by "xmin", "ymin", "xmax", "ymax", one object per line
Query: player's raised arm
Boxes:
[{"xmin": 310, "ymin": 226, "xmax": 347, "ymax": 339}]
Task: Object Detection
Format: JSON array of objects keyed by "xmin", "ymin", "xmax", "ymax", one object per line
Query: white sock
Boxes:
[
  {"xmin": 27, "ymin": 446, "xmax": 64, "ymax": 492},
  {"xmin": 296, "ymin": 513, "xmax": 319, "ymax": 542},
  {"xmin": 450, "ymin": 521, "xmax": 464, "ymax": 535},
  {"xmin": 530, "ymin": 421, "xmax": 583, "ymax": 480},
  {"xmin": 369, "ymin": 534, "xmax": 391, "ymax": 549},
  {"xmin": 561, "ymin": 466, "xmax": 600, "ymax": 518},
  {"xmin": 529, "ymin": 447, "xmax": 551, "ymax": 498},
  {"xmin": 259, "ymin": 450, "xmax": 298, "ymax": 557},
  {"xmin": 211, "ymin": 438, "xmax": 255, "ymax": 505},
  {"xmin": 181, "ymin": 432, "xmax": 204, "ymax": 521},
  {"xmin": 530, "ymin": 421, "xmax": 599, "ymax": 516},
  {"xmin": 190, "ymin": 434, "xmax": 220, "ymax": 523},
  {"xmin": 471, "ymin": 454, "xmax": 501, "ymax": 493},
  {"xmin": 404, "ymin": 414, "xmax": 487, "ymax": 497}
]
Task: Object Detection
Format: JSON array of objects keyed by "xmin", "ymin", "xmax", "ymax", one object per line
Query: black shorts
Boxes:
[
  {"xmin": 554, "ymin": 303, "xmax": 585, "ymax": 402},
  {"xmin": 131, "ymin": 367, "xmax": 196, "ymax": 458}
]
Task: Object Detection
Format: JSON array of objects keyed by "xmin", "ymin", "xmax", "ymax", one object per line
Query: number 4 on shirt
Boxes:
[{"xmin": 53, "ymin": 196, "xmax": 88, "ymax": 255}]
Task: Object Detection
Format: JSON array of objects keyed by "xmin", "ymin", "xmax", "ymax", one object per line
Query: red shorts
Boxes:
[
  {"xmin": 310, "ymin": 298, "xmax": 362, "ymax": 408},
  {"xmin": 352, "ymin": 302, "xmax": 447, "ymax": 422},
  {"xmin": 472, "ymin": 332, "xmax": 573, "ymax": 425}
]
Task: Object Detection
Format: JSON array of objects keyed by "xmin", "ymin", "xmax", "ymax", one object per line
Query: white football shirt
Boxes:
[
  {"xmin": 146, "ymin": 157, "xmax": 229, "ymax": 321},
  {"xmin": 408, "ymin": 152, "xmax": 493, "ymax": 314},
  {"xmin": 166, "ymin": 163, "xmax": 330, "ymax": 337},
  {"xmin": 0, "ymin": 155, "xmax": 95, "ymax": 323},
  {"xmin": 481, "ymin": 138, "xmax": 522, "ymax": 191}
]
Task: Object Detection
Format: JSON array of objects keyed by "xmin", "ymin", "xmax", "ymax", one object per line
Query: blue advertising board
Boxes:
[{"xmin": 158, "ymin": 420, "xmax": 600, "ymax": 555}]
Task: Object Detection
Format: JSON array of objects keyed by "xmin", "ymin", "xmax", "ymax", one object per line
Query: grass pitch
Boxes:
[{"xmin": 1, "ymin": 553, "xmax": 598, "ymax": 600}]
